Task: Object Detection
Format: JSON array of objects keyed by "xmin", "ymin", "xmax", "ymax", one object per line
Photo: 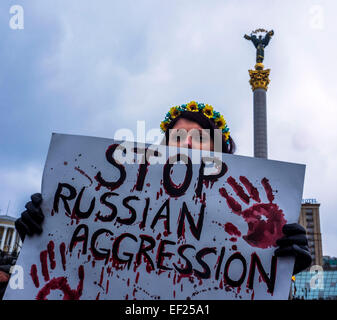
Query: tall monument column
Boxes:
[
  {"xmin": 244, "ymin": 29, "xmax": 273, "ymax": 159},
  {"xmin": 249, "ymin": 63, "xmax": 270, "ymax": 158}
]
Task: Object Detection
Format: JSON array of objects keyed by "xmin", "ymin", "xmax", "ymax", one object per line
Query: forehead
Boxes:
[{"xmin": 171, "ymin": 118, "xmax": 203, "ymax": 131}]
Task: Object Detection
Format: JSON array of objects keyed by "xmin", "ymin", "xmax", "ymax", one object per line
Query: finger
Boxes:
[
  {"xmin": 227, "ymin": 176, "xmax": 250, "ymax": 204},
  {"xmin": 292, "ymin": 245, "xmax": 313, "ymax": 275},
  {"xmin": 31, "ymin": 193, "xmax": 42, "ymax": 206},
  {"xmin": 276, "ymin": 234, "xmax": 308, "ymax": 247},
  {"xmin": 15, "ymin": 218, "xmax": 30, "ymax": 239},
  {"xmin": 282, "ymin": 223, "xmax": 306, "ymax": 236},
  {"xmin": 274, "ymin": 244, "xmax": 309, "ymax": 257},
  {"xmin": 293, "ymin": 244, "xmax": 311, "ymax": 257},
  {"xmin": 219, "ymin": 187, "xmax": 242, "ymax": 213},
  {"xmin": 261, "ymin": 177, "xmax": 274, "ymax": 203},
  {"xmin": 274, "ymin": 245, "xmax": 296, "ymax": 257},
  {"xmin": 239, "ymin": 176, "xmax": 261, "ymax": 203},
  {"xmin": 21, "ymin": 211, "xmax": 43, "ymax": 235},
  {"xmin": 25, "ymin": 201, "xmax": 44, "ymax": 223},
  {"xmin": 274, "ymin": 244, "xmax": 312, "ymax": 267}
]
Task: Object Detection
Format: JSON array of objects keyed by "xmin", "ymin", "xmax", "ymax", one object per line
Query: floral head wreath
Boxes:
[{"xmin": 160, "ymin": 101, "xmax": 231, "ymax": 144}]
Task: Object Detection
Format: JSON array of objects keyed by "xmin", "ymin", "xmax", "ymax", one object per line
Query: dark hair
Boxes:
[{"xmin": 164, "ymin": 111, "xmax": 235, "ymax": 154}]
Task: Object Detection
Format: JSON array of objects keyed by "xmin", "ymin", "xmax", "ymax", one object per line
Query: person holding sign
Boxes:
[
  {"xmin": 159, "ymin": 102, "xmax": 311, "ymax": 275},
  {"xmin": 8, "ymin": 101, "xmax": 311, "ymax": 300}
]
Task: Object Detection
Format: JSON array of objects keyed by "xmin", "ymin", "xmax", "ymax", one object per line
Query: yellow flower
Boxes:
[
  {"xmin": 214, "ymin": 115, "xmax": 226, "ymax": 130},
  {"xmin": 202, "ymin": 104, "xmax": 214, "ymax": 118},
  {"xmin": 160, "ymin": 120, "xmax": 170, "ymax": 132},
  {"xmin": 169, "ymin": 106, "xmax": 181, "ymax": 119},
  {"xmin": 224, "ymin": 131, "xmax": 230, "ymax": 141},
  {"xmin": 186, "ymin": 101, "xmax": 199, "ymax": 112}
]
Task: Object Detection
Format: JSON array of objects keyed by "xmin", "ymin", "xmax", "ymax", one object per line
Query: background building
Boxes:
[
  {"xmin": 299, "ymin": 199, "xmax": 323, "ymax": 267},
  {"xmin": 290, "ymin": 199, "xmax": 337, "ymax": 300},
  {"xmin": 291, "ymin": 256, "xmax": 337, "ymax": 300},
  {"xmin": 0, "ymin": 215, "xmax": 22, "ymax": 255}
]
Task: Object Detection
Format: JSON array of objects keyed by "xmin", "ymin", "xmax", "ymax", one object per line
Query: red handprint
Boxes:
[
  {"xmin": 219, "ymin": 176, "xmax": 287, "ymax": 249},
  {"xmin": 30, "ymin": 241, "xmax": 84, "ymax": 300}
]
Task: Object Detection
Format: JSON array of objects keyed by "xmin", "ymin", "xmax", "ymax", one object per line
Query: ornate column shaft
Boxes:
[{"xmin": 249, "ymin": 63, "xmax": 270, "ymax": 159}]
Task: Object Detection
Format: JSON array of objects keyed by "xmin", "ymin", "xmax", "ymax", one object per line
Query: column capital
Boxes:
[{"xmin": 249, "ymin": 63, "xmax": 270, "ymax": 91}]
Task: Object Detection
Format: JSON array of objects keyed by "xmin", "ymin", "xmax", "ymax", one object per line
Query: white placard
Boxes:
[{"xmin": 4, "ymin": 133, "xmax": 305, "ymax": 300}]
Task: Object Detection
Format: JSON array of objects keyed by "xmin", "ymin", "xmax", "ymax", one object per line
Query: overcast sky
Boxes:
[{"xmin": 0, "ymin": 0, "xmax": 336, "ymax": 257}]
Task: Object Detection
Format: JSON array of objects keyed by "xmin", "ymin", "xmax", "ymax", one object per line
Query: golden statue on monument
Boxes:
[
  {"xmin": 244, "ymin": 28, "xmax": 274, "ymax": 91},
  {"xmin": 244, "ymin": 29, "xmax": 274, "ymax": 64}
]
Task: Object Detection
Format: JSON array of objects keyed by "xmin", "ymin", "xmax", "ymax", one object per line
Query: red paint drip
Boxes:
[
  {"xmin": 74, "ymin": 167, "xmax": 93, "ymax": 186},
  {"xmin": 47, "ymin": 241, "xmax": 56, "ymax": 270},
  {"xmin": 163, "ymin": 220, "xmax": 170, "ymax": 237},
  {"xmin": 59, "ymin": 242, "xmax": 66, "ymax": 271},
  {"xmin": 106, "ymin": 280, "xmax": 109, "ymax": 294},
  {"xmin": 176, "ymin": 273, "xmax": 194, "ymax": 284},
  {"xmin": 40, "ymin": 251, "xmax": 49, "ymax": 282},
  {"xmin": 224, "ymin": 223, "xmax": 241, "ymax": 237},
  {"xmin": 99, "ymin": 266, "xmax": 104, "ymax": 286},
  {"xmin": 30, "ymin": 264, "xmax": 39, "ymax": 288},
  {"xmin": 200, "ymin": 192, "xmax": 206, "ymax": 204}
]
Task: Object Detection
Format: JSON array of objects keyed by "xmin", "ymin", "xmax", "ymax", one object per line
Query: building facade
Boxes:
[
  {"xmin": 292, "ymin": 256, "xmax": 337, "ymax": 300},
  {"xmin": 299, "ymin": 199, "xmax": 323, "ymax": 267},
  {"xmin": 290, "ymin": 199, "xmax": 332, "ymax": 299},
  {"xmin": 0, "ymin": 215, "xmax": 22, "ymax": 254}
]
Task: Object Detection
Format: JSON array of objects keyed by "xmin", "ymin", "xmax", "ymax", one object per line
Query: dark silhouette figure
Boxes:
[{"xmin": 244, "ymin": 30, "xmax": 274, "ymax": 63}]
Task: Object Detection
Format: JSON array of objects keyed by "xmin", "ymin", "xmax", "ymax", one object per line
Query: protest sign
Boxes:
[{"xmin": 4, "ymin": 133, "xmax": 305, "ymax": 300}]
